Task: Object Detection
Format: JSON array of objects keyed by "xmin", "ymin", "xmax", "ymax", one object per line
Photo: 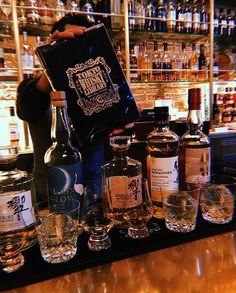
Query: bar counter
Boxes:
[{"xmin": 2, "ymin": 230, "xmax": 236, "ymax": 293}]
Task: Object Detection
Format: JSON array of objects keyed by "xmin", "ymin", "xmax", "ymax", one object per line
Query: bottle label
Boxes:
[
  {"xmin": 0, "ymin": 190, "xmax": 35, "ymax": 232},
  {"xmin": 108, "ymin": 175, "xmax": 142, "ymax": 209},
  {"xmin": 47, "ymin": 163, "xmax": 83, "ymax": 212},
  {"xmin": 9, "ymin": 123, "xmax": 20, "ymax": 141},
  {"xmin": 185, "ymin": 147, "xmax": 211, "ymax": 183},
  {"xmin": 149, "ymin": 156, "xmax": 179, "ymax": 202}
]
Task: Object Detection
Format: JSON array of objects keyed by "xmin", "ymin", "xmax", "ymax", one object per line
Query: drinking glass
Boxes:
[
  {"xmin": 123, "ymin": 178, "xmax": 153, "ymax": 239},
  {"xmin": 81, "ymin": 186, "xmax": 114, "ymax": 251},
  {"xmin": 32, "ymin": 199, "xmax": 80, "ymax": 264},
  {"xmin": 162, "ymin": 184, "xmax": 200, "ymax": 233},
  {"xmin": 200, "ymin": 174, "xmax": 236, "ymax": 224}
]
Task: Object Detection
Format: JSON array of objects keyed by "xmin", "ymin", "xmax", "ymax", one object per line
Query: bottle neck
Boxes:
[
  {"xmin": 186, "ymin": 109, "xmax": 203, "ymax": 134},
  {"xmin": 51, "ymin": 104, "xmax": 71, "ymax": 145}
]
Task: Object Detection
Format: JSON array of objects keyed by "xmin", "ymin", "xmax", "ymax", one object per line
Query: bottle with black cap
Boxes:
[
  {"xmin": 146, "ymin": 106, "xmax": 179, "ymax": 219},
  {"xmin": 179, "ymin": 88, "xmax": 211, "ymax": 187}
]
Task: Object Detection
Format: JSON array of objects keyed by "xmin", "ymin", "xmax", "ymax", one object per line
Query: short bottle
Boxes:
[
  {"xmin": 179, "ymin": 88, "xmax": 211, "ymax": 187},
  {"xmin": 44, "ymin": 91, "xmax": 83, "ymax": 212},
  {"xmin": 146, "ymin": 106, "xmax": 179, "ymax": 219},
  {"xmin": 0, "ymin": 146, "xmax": 36, "ymax": 247},
  {"xmin": 102, "ymin": 136, "xmax": 142, "ymax": 228}
]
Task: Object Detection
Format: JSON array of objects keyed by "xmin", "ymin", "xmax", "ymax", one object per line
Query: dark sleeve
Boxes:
[{"xmin": 16, "ymin": 77, "xmax": 51, "ymax": 123}]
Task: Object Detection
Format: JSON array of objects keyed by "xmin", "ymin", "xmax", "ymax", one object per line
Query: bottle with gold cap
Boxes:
[
  {"xmin": 179, "ymin": 88, "xmax": 211, "ymax": 187},
  {"xmin": 44, "ymin": 91, "xmax": 83, "ymax": 212}
]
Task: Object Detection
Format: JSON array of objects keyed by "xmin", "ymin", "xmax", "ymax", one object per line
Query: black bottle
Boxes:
[{"xmin": 218, "ymin": 8, "xmax": 227, "ymax": 35}]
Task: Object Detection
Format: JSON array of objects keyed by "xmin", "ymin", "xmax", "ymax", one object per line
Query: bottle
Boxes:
[
  {"xmin": 227, "ymin": 9, "xmax": 234, "ymax": 36},
  {"xmin": 200, "ymin": 0, "xmax": 209, "ymax": 34},
  {"xmin": 21, "ymin": 31, "xmax": 34, "ymax": 79},
  {"xmin": 183, "ymin": 0, "xmax": 192, "ymax": 34},
  {"xmin": 162, "ymin": 42, "xmax": 172, "ymax": 81},
  {"xmin": 139, "ymin": 41, "xmax": 151, "ymax": 82},
  {"xmin": 171, "ymin": 42, "xmax": 181, "ymax": 81},
  {"xmin": 213, "ymin": 8, "xmax": 219, "ymax": 35},
  {"xmin": 101, "ymin": 136, "xmax": 142, "ymax": 227},
  {"xmin": 145, "ymin": 0, "xmax": 157, "ymax": 31},
  {"xmin": 0, "ymin": 48, "xmax": 4, "ymax": 69},
  {"xmin": 218, "ymin": 8, "xmax": 227, "ymax": 35},
  {"xmin": 96, "ymin": 0, "xmax": 111, "ymax": 28},
  {"xmin": 115, "ymin": 41, "xmax": 126, "ymax": 71},
  {"xmin": 40, "ymin": 1, "xmax": 54, "ymax": 25},
  {"xmin": 212, "ymin": 94, "xmax": 220, "ymax": 125},
  {"xmin": 180, "ymin": 43, "xmax": 189, "ymax": 81},
  {"xmin": 192, "ymin": 0, "xmax": 200, "ymax": 34},
  {"xmin": 176, "ymin": 0, "xmax": 184, "ymax": 33},
  {"xmin": 135, "ymin": 0, "xmax": 146, "ymax": 31},
  {"xmin": 44, "ymin": 91, "xmax": 83, "ymax": 212},
  {"xmin": 53, "ymin": 0, "xmax": 65, "ymax": 22},
  {"xmin": 166, "ymin": 0, "xmax": 176, "ymax": 33},
  {"xmin": 128, "ymin": 0, "xmax": 135, "ymax": 30},
  {"xmin": 0, "ymin": 146, "xmax": 36, "ymax": 248},
  {"xmin": 8, "ymin": 106, "xmax": 20, "ymax": 148},
  {"xmin": 156, "ymin": 0, "xmax": 167, "ymax": 32},
  {"xmin": 146, "ymin": 106, "xmax": 179, "ymax": 219},
  {"xmin": 151, "ymin": 41, "xmax": 162, "ymax": 81},
  {"xmin": 130, "ymin": 46, "xmax": 139, "ymax": 82},
  {"xmin": 212, "ymin": 53, "xmax": 220, "ymax": 79},
  {"xmin": 189, "ymin": 43, "xmax": 199, "ymax": 81},
  {"xmin": 198, "ymin": 44, "xmax": 208, "ymax": 81},
  {"xmin": 80, "ymin": 0, "xmax": 96, "ymax": 24},
  {"xmin": 179, "ymin": 88, "xmax": 211, "ymax": 187},
  {"xmin": 26, "ymin": 0, "xmax": 40, "ymax": 24}
]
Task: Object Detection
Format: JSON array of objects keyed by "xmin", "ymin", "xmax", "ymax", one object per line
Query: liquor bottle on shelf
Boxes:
[
  {"xmin": 80, "ymin": 0, "xmax": 96, "ymax": 24},
  {"xmin": 0, "ymin": 48, "xmax": 4, "ymax": 68},
  {"xmin": 198, "ymin": 44, "xmax": 208, "ymax": 81},
  {"xmin": 146, "ymin": 106, "xmax": 179, "ymax": 219},
  {"xmin": 102, "ymin": 136, "xmax": 142, "ymax": 228},
  {"xmin": 21, "ymin": 31, "xmax": 34, "ymax": 79},
  {"xmin": 212, "ymin": 53, "xmax": 220, "ymax": 79},
  {"xmin": 212, "ymin": 94, "xmax": 221, "ymax": 125},
  {"xmin": 166, "ymin": 0, "xmax": 176, "ymax": 33},
  {"xmin": 151, "ymin": 41, "xmax": 162, "ymax": 81},
  {"xmin": 179, "ymin": 88, "xmax": 211, "ymax": 187},
  {"xmin": 135, "ymin": 0, "xmax": 146, "ymax": 31},
  {"xmin": 17, "ymin": 0, "xmax": 27, "ymax": 27},
  {"xmin": 40, "ymin": 1, "xmax": 54, "ymax": 25},
  {"xmin": 227, "ymin": 9, "xmax": 234, "ymax": 36},
  {"xmin": 139, "ymin": 41, "xmax": 151, "ymax": 82},
  {"xmin": 26, "ymin": 0, "xmax": 40, "ymax": 24},
  {"xmin": 162, "ymin": 42, "xmax": 172, "ymax": 81},
  {"xmin": 176, "ymin": 0, "xmax": 184, "ymax": 33},
  {"xmin": 110, "ymin": 0, "xmax": 123, "ymax": 28},
  {"xmin": 156, "ymin": 0, "xmax": 167, "ymax": 32},
  {"xmin": 183, "ymin": 0, "xmax": 192, "ymax": 34},
  {"xmin": 8, "ymin": 106, "xmax": 20, "ymax": 148},
  {"xmin": 192, "ymin": 0, "xmax": 200, "ymax": 34},
  {"xmin": 96, "ymin": 0, "xmax": 111, "ymax": 28},
  {"xmin": 128, "ymin": 0, "xmax": 135, "ymax": 30},
  {"xmin": 130, "ymin": 46, "xmax": 139, "ymax": 82},
  {"xmin": 44, "ymin": 91, "xmax": 83, "ymax": 212},
  {"xmin": 171, "ymin": 42, "xmax": 181, "ymax": 81},
  {"xmin": 200, "ymin": 0, "xmax": 209, "ymax": 34},
  {"xmin": 218, "ymin": 8, "xmax": 227, "ymax": 36},
  {"xmin": 180, "ymin": 43, "xmax": 189, "ymax": 81},
  {"xmin": 53, "ymin": 0, "xmax": 65, "ymax": 22},
  {"xmin": 189, "ymin": 43, "xmax": 199, "ymax": 81},
  {"xmin": 213, "ymin": 8, "xmax": 219, "ymax": 35},
  {"xmin": 115, "ymin": 41, "xmax": 126, "ymax": 71},
  {"xmin": 145, "ymin": 0, "xmax": 157, "ymax": 31}
]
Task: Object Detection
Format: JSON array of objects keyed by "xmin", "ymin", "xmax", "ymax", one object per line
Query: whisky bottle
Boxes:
[
  {"xmin": 213, "ymin": 8, "xmax": 219, "ymax": 35},
  {"xmin": 80, "ymin": 0, "xmax": 96, "ymax": 24},
  {"xmin": 0, "ymin": 146, "xmax": 36, "ymax": 250},
  {"xmin": 218, "ymin": 8, "xmax": 227, "ymax": 35},
  {"xmin": 192, "ymin": 0, "xmax": 200, "ymax": 34},
  {"xmin": 145, "ymin": 0, "xmax": 157, "ymax": 31},
  {"xmin": 128, "ymin": 0, "xmax": 135, "ymax": 30},
  {"xmin": 44, "ymin": 91, "xmax": 83, "ymax": 212},
  {"xmin": 8, "ymin": 106, "xmax": 20, "ymax": 148},
  {"xmin": 26, "ymin": 0, "xmax": 40, "ymax": 24},
  {"xmin": 115, "ymin": 41, "xmax": 126, "ymax": 71},
  {"xmin": 162, "ymin": 42, "xmax": 172, "ymax": 81},
  {"xmin": 151, "ymin": 41, "xmax": 162, "ymax": 81},
  {"xmin": 102, "ymin": 136, "xmax": 142, "ymax": 227},
  {"xmin": 200, "ymin": 0, "xmax": 209, "ymax": 35},
  {"xmin": 166, "ymin": 0, "xmax": 176, "ymax": 33},
  {"xmin": 130, "ymin": 46, "xmax": 139, "ymax": 82},
  {"xmin": 135, "ymin": 0, "xmax": 146, "ymax": 31},
  {"xmin": 146, "ymin": 106, "xmax": 179, "ymax": 219},
  {"xmin": 180, "ymin": 43, "xmax": 189, "ymax": 81},
  {"xmin": 53, "ymin": 0, "xmax": 65, "ymax": 22},
  {"xmin": 227, "ymin": 9, "xmax": 234, "ymax": 36},
  {"xmin": 139, "ymin": 41, "xmax": 151, "ymax": 82},
  {"xmin": 21, "ymin": 31, "xmax": 34, "ymax": 79},
  {"xmin": 189, "ymin": 43, "xmax": 199, "ymax": 81},
  {"xmin": 198, "ymin": 44, "xmax": 208, "ymax": 81},
  {"xmin": 179, "ymin": 88, "xmax": 211, "ymax": 187},
  {"xmin": 183, "ymin": 0, "xmax": 192, "ymax": 34},
  {"xmin": 176, "ymin": 0, "xmax": 184, "ymax": 33},
  {"xmin": 156, "ymin": 0, "xmax": 167, "ymax": 32}
]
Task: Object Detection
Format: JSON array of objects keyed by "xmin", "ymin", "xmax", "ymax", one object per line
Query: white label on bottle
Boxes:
[
  {"xmin": 22, "ymin": 53, "xmax": 33, "ymax": 69},
  {"xmin": 185, "ymin": 147, "xmax": 211, "ymax": 184},
  {"xmin": 150, "ymin": 156, "xmax": 179, "ymax": 202},
  {"xmin": 9, "ymin": 123, "xmax": 20, "ymax": 141},
  {"xmin": 108, "ymin": 175, "xmax": 142, "ymax": 209},
  {"xmin": 0, "ymin": 190, "xmax": 35, "ymax": 232}
]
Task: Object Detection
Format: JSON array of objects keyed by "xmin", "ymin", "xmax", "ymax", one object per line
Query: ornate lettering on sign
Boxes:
[{"xmin": 66, "ymin": 57, "xmax": 120, "ymax": 116}]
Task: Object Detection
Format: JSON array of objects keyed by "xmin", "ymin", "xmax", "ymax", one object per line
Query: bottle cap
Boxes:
[
  {"xmin": 154, "ymin": 106, "xmax": 169, "ymax": 124},
  {"xmin": 154, "ymin": 106, "xmax": 169, "ymax": 115},
  {"xmin": 188, "ymin": 88, "xmax": 201, "ymax": 110},
  {"xmin": 0, "ymin": 146, "xmax": 18, "ymax": 168},
  {"xmin": 50, "ymin": 91, "xmax": 66, "ymax": 106}
]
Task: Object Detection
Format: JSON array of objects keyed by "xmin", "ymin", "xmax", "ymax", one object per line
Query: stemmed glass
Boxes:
[
  {"xmin": 0, "ymin": 0, "xmax": 12, "ymax": 35},
  {"xmin": 123, "ymin": 178, "xmax": 154, "ymax": 239},
  {"xmin": 81, "ymin": 186, "xmax": 114, "ymax": 251}
]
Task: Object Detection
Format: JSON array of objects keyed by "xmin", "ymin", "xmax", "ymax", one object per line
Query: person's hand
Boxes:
[
  {"xmin": 49, "ymin": 25, "xmax": 86, "ymax": 40},
  {"xmin": 109, "ymin": 122, "xmax": 135, "ymax": 136}
]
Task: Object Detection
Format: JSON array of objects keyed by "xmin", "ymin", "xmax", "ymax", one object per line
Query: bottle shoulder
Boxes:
[
  {"xmin": 146, "ymin": 128, "xmax": 179, "ymax": 142},
  {"xmin": 180, "ymin": 131, "xmax": 210, "ymax": 146}
]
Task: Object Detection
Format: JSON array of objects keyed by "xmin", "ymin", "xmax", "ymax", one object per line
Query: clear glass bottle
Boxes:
[
  {"xmin": 179, "ymin": 88, "xmax": 211, "ymax": 187},
  {"xmin": 102, "ymin": 136, "xmax": 142, "ymax": 228},
  {"xmin": 44, "ymin": 91, "xmax": 83, "ymax": 212},
  {"xmin": 21, "ymin": 31, "xmax": 34, "ymax": 79},
  {"xmin": 146, "ymin": 106, "xmax": 179, "ymax": 219},
  {"xmin": 192, "ymin": 0, "xmax": 200, "ymax": 34},
  {"xmin": 200, "ymin": 0, "xmax": 209, "ymax": 35},
  {"xmin": 162, "ymin": 42, "xmax": 172, "ymax": 81},
  {"xmin": 183, "ymin": 0, "xmax": 192, "ymax": 34},
  {"xmin": 166, "ymin": 0, "xmax": 176, "ymax": 33},
  {"xmin": 156, "ymin": 0, "xmax": 167, "ymax": 32},
  {"xmin": 0, "ymin": 146, "xmax": 36, "ymax": 250},
  {"xmin": 198, "ymin": 44, "xmax": 208, "ymax": 81},
  {"xmin": 8, "ymin": 106, "xmax": 20, "ymax": 148}
]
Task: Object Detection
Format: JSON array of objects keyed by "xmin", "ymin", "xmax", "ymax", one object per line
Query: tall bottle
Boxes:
[
  {"xmin": 146, "ymin": 106, "xmax": 179, "ymax": 219},
  {"xmin": 166, "ymin": 0, "xmax": 176, "ymax": 33},
  {"xmin": 198, "ymin": 44, "xmax": 208, "ymax": 81},
  {"xmin": 21, "ymin": 31, "xmax": 34, "ymax": 79},
  {"xmin": 80, "ymin": 0, "xmax": 96, "ymax": 24},
  {"xmin": 200, "ymin": 0, "xmax": 209, "ymax": 35},
  {"xmin": 102, "ymin": 136, "xmax": 142, "ymax": 228},
  {"xmin": 162, "ymin": 42, "xmax": 172, "ymax": 81},
  {"xmin": 183, "ymin": 0, "xmax": 192, "ymax": 34},
  {"xmin": 179, "ymin": 88, "xmax": 211, "ymax": 187},
  {"xmin": 156, "ymin": 0, "xmax": 167, "ymax": 32},
  {"xmin": 176, "ymin": 0, "xmax": 184, "ymax": 33},
  {"xmin": 145, "ymin": 0, "xmax": 157, "ymax": 31},
  {"xmin": 192, "ymin": 0, "xmax": 200, "ymax": 34},
  {"xmin": 44, "ymin": 91, "xmax": 83, "ymax": 212},
  {"xmin": 218, "ymin": 8, "xmax": 227, "ymax": 35}
]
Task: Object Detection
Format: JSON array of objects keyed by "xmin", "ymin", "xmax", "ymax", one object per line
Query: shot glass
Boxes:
[
  {"xmin": 200, "ymin": 174, "xmax": 236, "ymax": 224},
  {"xmin": 162, "ymin": 185, "xmax": 200, "ymax": 233},
  {"xmin": 32, "ymin": 199, "xmax": 80, "ymax": 264}
]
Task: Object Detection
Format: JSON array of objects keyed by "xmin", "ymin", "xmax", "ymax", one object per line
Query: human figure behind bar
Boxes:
[{"xmin": 16, "ymin": 13, "xmax": 135, "ymax": 202}]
